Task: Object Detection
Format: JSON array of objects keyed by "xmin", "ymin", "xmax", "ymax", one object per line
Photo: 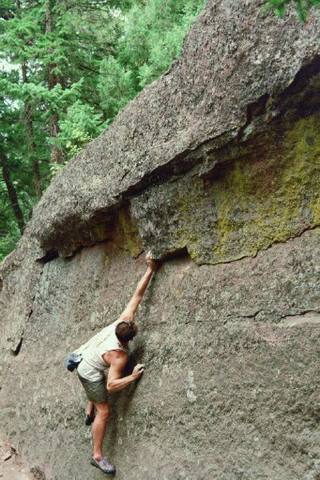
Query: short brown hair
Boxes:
[{"xmin": 115, "ymin": 321, "xmax": 138, "ymax": 342}]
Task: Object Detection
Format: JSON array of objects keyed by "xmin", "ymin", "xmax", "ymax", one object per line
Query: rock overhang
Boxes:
[{"xmin": 22, "ymin": 0, "xmax": 320, "ymax": 259}]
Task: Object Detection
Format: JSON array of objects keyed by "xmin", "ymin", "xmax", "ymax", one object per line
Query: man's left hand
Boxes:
[{"xmin": 146, "ymin": 252, "xmax": 158, "ymax": 271}]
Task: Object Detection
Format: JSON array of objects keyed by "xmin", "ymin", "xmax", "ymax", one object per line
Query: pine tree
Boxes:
[{"xmin": 0, "ymin": 0, "xmax": 205, "ymax": 260}]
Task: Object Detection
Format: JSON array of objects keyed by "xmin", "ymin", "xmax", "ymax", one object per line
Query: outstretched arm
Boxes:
[{"xmin": 119, "ymin": 253, "xmax": 157, "ymax": 322}]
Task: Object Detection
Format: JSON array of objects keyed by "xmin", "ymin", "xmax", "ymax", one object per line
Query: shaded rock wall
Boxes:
[
  {"xmin": 1, "ymin": 232, "xmax": 320, "ymax": 480},
  {"xmin": 0, "ymin": 1, "xmax": 320, "ymax": 479}
]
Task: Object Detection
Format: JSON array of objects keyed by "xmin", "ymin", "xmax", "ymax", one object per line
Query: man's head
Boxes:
[{"xmin": 115, "ymin": 321, "xmax": 138, "ymax": 343}]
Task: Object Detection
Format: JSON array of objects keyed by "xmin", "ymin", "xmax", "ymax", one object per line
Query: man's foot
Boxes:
[
  {"xmin": 90, "ymin": 457, "xmax": 116, "ymax": 475},
  {"xmin": 85, "ymin": 412, "xmax": 95, "ymax": 426}
]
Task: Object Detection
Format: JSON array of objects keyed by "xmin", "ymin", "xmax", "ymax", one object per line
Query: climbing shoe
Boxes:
[
  {"xmin": 85, "ymin": 413, "xmax": 95, "ymax": 426},
  {"xmin": 90, "ymin": 457, "xmax": 116, "ymax": 475}
]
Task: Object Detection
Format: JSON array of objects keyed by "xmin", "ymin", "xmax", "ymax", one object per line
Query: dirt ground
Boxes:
[{"xmin": 0, "ymin": 438, "xmax": 35, "ymax": 480}]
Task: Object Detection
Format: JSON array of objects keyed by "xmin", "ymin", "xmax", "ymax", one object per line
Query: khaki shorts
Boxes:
[{"xmin": 77, "ymin": 372, "xmax": 109, "ymax": 404}]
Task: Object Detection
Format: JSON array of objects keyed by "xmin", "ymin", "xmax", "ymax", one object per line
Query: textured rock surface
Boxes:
[
  {"xmin": 25, "ymin": 0, "xmax": 320, "ymax": 256},
  {"xmin": 0, "ymin": 438, "xmax": 35, "ymax": 480},
  {"xmin": 0, "ymin": 0, "xmax": 320, "ymax": 479},
  {"xmin": 1, "ymin": 231, "xmax": 320, "ymax": 480}
]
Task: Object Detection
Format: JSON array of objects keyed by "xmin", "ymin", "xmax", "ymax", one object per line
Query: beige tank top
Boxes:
[{"xmin": 76, "ymin": 320, "xmax": 128, "ymax": 382}]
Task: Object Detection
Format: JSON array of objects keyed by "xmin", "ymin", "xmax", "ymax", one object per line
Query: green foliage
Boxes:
[
  {"xmin": 265, "ymin": 0, "xmax": 320, "ymax": 20},
  {"xmin": 116, "ymin": 0, "xmax": 204, "ymax": 90},
  {"xmin": 0, "ymin": 216, "xmax": 20, "ymax": 260},
  {"xmin": 98, "ymin": 56, "xmax": 135, "ymax": 119},
  {"xmin": 48, "ymin": 161, "xmax": 66, "ymax": 177},
  {"xmin": 57, "ymin": 101, "xmax": 106, "ymax": 160},
  {"xmin": 0, "ymin": 0, "xmax": 205, "ymax": 261}
]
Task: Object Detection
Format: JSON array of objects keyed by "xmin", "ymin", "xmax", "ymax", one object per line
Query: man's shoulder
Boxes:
[{"xmin": 103, "ymin": 349, "xmax": 128, "ymax": 366}]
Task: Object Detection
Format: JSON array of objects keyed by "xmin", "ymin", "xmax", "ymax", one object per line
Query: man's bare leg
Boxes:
[
  {"xmin": 92, "ymin": 402, "xmax": 110, "ymax": 460},
  {"xmin": 86, "ymin": 400, "xmax": 94, "ymax": 416}
]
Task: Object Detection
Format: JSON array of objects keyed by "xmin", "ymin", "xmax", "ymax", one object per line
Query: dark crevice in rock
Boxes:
[
  {"xmin": 281, "ymin": 309, "xmax": 320, "ymax": 318},
  {"xmin": 39, "ymin": 202, "xmax": 142, "ymax": 260},
  {"xmin": 156, "ymin": 246, "xmax": 190, "ymax": 262},
  {"xmin": 237, "ymin": 93, "xmax": 270, "ymax": 143},
  {"xmin": 253, "ymin": 224, "xmax": 320, "ymax": 258},
  {"xmin": 278, "ymin": 55, "xmax": 320, "ymax": 114},
  {"xmin": 123, "ymin": 131, "xmax": 234, "ymax": 199},
  {"xmin": 0, "ymin": 276, "xmax": 3, "ymax": 293},
  {"xmin": 239, "ymin": 308, "xmax": 320, "ymax": 324},
  {"xmin": 11, "ymin": 336, "xmax": 23, "ymax": 356},
  {"xmin": 198, "ymin": 253, "xmax": 250, "ymax": 267},
  {"xmin": 279, "ymin": 310, "xmax": 320, "ymax": 327},
  {"xmin": 235, "ymin": 57, "xmax": 320, "ymax": 146},
  {"xmin": 39, "ymin": 208, "xmax": 117, "ymax": 257},
  {"xmin": 200, "ymin": 155, "xmax": 234, "ymax": 183},
  {"xmin": 203, "ymin": 59, "xmax": 320, "ymax": 182},
  {"xmin": 197, "ymin": 224, "xmax": 320, "ymax": 267},
  {"xmin": 62, "ymin": 236, "xmax": 113, "ymax": 260},
  {"xmin": 239, "ymin": 310, "xmax": 263, "ymax": 320},
  {"xmin": 37, "ymin": 249, "xmax": 59, "ymax": 264}
]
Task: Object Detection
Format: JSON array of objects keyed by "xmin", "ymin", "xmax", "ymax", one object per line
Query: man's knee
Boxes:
[{"xmin": 95, "ymin": 402, "xmax": 110, "ymax": 420}]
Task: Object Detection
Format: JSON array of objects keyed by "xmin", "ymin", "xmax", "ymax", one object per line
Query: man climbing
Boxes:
[{"xmin": 74, "ymin": 252, "xmax": 158, "ymax": 475}]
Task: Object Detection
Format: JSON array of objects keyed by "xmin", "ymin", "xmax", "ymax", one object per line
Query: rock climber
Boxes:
[{"xmin": 74, "ymin": 252, "xmax": 158, "ymax": 475}]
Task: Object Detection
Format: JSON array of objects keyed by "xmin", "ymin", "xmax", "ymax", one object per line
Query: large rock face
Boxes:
[{"xmin": 0, "ymin": 1, "xmax": 320, "ymax": 479}]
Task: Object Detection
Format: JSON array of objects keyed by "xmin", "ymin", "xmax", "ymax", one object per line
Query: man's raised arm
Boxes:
[{"xmin": 119, "ymin": 253, "xmax": 157, "ymax": 322}]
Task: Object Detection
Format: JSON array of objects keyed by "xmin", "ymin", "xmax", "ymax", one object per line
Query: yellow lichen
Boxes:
[
  {"xmin": 111, "ymin": 206, "xmax": 143, "ymax": 257},
  {"xmin": 171, "ymin": 114, "xmax": 320, "ymax": 264},
  {"xmin": 210, "ymin": 115, "xmax": 320, "ymax": 262}
]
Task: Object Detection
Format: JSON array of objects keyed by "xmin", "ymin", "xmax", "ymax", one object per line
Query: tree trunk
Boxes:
[
  {"xmin": 21, "ymin": 62, "xmax": 42, "ymax": 198},
  {"xmin": 45, "ymin": 0, "xmax": 63, "ymax": 164},
  {"xmin": 0, "ymin": 150, "xmax": 25, "ymax": 233}
]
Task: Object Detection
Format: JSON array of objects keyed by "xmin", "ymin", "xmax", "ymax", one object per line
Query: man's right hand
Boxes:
[{"xmin": 132, "ymin": 363, "xmax": 145, "ymax": 380}]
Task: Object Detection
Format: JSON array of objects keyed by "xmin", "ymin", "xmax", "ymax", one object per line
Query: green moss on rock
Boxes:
[
  {"xmin": 111, "ymin": 206, "xmax": 143, "ymax": 257},
  {"xmin": 211, "ymin": 115, "xmax": 320, "ymax": 262},
  {"xmin": 132, "ymin": 114, "xmax": 320, "ymax": 264}
]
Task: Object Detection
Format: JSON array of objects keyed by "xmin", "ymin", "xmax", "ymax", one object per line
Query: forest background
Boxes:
[{"xmin": 0, "ymin": 0, "xmax": 318, "ymax": 261}]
